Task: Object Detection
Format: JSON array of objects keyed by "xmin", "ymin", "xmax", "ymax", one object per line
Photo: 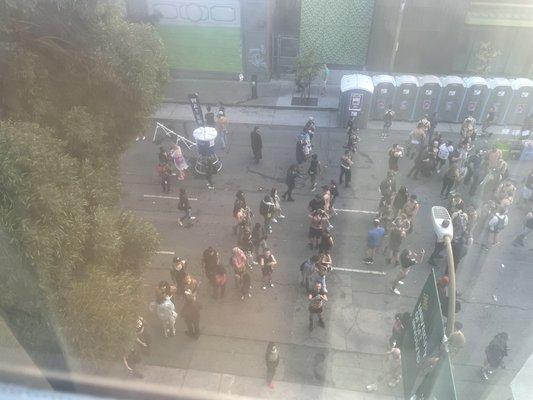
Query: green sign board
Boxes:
[{"xmin": 402, "ymin": 270, "xmax": 457, "ymax": 399}]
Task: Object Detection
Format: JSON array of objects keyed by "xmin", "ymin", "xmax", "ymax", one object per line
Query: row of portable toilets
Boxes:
[{"xmin": 339, "ymin": 74, "xmax": 533, "ymax": 129}]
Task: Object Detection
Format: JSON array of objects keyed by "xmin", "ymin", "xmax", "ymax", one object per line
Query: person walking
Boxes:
[
  {"xmin": 381, "ymin": 105, "xmax": 395, "ymax": 140},
  {"xmin": 265, "ymin": 342, "xmax": 280, "ymax": 389},
  {"xmin": 308, "ymin": 281, "xmax": 327, "ymax": 331},
  {"xmin": 402, "ymin": 194, "xmax": 420, "ymax": 233},
  {"xmin": 308, "ymin": 209, "xmax": 327, "ymax": 250},
  {"xmin": 481, "ymin": 332, "xmax": 509, "ymax": 381},
  {"xmin": 232, "ymin": 190, "xmax": 248, "ymax": 235},
  {"xmin": 250, "ymin": 126, "xmax": 262, "ymax": 163},
  {"xmin": 364, "ymin": 219, "xmax": 385, "ymax": 264},
  {"xmin": 170, "ymin": 144, "xmax": 188, "ymax": 181},
  {"xmin": 259, "ymin": 248, "xmax": 277, "ymax": 290},
  {"xmin": 270, "ymin": 188, "xmax": 285, "ymax": 223},
  {"xmin": 385, "ymin": 216, "xmax": 409, "ymax": 266},
  {"xmin": 441, "ymin": 164, "xmax": 459, "ymax": 199},
  {"xmin": 391, "ymin": 248, "xmax": 424, "ymax": 295},
  {"xmin": 177, "ymin": 188, "xmax": 195, "ymax": 227},
  {"xmin": 392, "ymin": 186, "xmax": 409, "ymax": 217},
  {"xmin": 259, "ymin": 194, "xmax": 276, "ymax": 235},
  {"xmin": 282, "ymin": 165, "xmax": 299, "ymax": 202},
  {"xmin": 388, "ymin": 313, "xmax": 408, "ymax": 349},
  {"xmin": 436, "ymin": 141, "xmax": 453, "ymax": 173},
  {"xmin": 339, "ymin": 150, "xmax": 353, "ymax": 188},
  {"xmin": 156, "ymin": 292, "xmax": 177, "ymax": 337},
  {"xmin": 300, "ymin": 255, "xmax": 319, "ymax": 291},
  {"xmin": 181, "ymin": 290, "xmax": 201, "ymax": 338},
  {"xmin": 308, "ymin": 154, "xmax": 321, "ymax": 191}
]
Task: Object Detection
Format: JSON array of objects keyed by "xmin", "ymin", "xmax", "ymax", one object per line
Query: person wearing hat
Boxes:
[{"xmin": 364, "ymin": 219, "xmax": 385, "ymax": 265}]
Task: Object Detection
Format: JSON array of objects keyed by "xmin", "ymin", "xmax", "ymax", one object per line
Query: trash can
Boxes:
[
  {"xmin": 371, "ymin": 75, "xmax": 396, "ymax": 120},
  {"xmin": 460, "ymin": 77, "xmax": 489, "ymax": 122},
  {"xmin": 393, "ymin": 75, "xmax": 419, "ymax": 121},
  {"xmin": 483, "ymin": 78, "xmax": 513, "ymax": 125},
  {"xmin": 437, "ymin": 76, "xmax": 466, "ymax": 123},
  {"xmin": 413, "ymin": 75, "xmax": 441, "ymax": 121},
  {"xmin": 504, "ymin": 78, "xmax": 533, "ymax": 126},
  {"xmin": 339, "ymin": 74, "xmax": 374, "ymax": 129}
]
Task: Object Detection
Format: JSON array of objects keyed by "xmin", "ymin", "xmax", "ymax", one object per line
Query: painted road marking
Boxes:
[
  {"xmin": 336, "ymin": 208, "xmax": 376, "ymax": 215},
  {"xmin": 156, "ymin": 250, "xmax": 175, "ymax": 255},
  {"xmin": 143, "ymin": 194, "xmax": 198, "ymax": 201},
  {"xmin": 333, "ymin": 267, "xmax": 386, "ymax": 275}
]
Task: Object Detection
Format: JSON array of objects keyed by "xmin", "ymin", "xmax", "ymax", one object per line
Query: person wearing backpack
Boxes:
[{"xmin": 483, "ymin": 208, "xmax": 508, "ymax": 250}]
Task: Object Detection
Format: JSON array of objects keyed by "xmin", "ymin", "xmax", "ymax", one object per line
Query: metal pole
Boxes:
[
  {"xmin": 444, "ymin": 236, "xmax": 456, "ymax": 337},
  {"xmin": 389, "ymin": 0, "xmax": 406, "ymax": 73}
]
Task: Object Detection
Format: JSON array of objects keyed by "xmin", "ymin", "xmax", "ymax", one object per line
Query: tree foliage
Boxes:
[
  {"xmin": 294, "ymin": 50, "xmax": 321, "ymax": 99},
  {"xmin": 0, "ymin": 0, "xmax": 166, "ymax": 366}
]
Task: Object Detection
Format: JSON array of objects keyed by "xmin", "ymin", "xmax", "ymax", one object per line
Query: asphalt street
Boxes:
[{"xmin": 120, "ymin": 120, "xmax": 533, "ymax": 399}]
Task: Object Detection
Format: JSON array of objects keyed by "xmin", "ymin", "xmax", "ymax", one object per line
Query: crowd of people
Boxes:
[{"xmin": 127, "ymin": 105, "xmax": 532, "ymax": 391}]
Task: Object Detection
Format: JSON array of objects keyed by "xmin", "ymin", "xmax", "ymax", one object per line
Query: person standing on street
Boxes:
[
  {"xmin": 250, "ymin": 126, "xmax": 262, "ymax": 163},
  {"xmin": 448, "ymin": 322, "xmax": 466, "ymax": 361},
  {"xmin": 441, "ymin": 164, "xmax": 459, "ymax": 199},
  {"xmin": 216, "ymin": 110, "xmax": 229, "ymax": 150},
  {"xmin": 308, "ymin": 281, "xmax": 327, "ymax": 331},
  {"xmin": 282, "ymin": 164, "xmax": 299, "ymax": 202},
  {"xmin": 213, "ymin": 263, "xmax": 227, "ymax": 300},
  {"xmin": 259, "ymin": 248, "xmax": 277, "ymax": 290},
  {"xmin": 157, "ymin": 162, "xmax": 172, "ymax": 194},
  {"xmin": 388, "ymin": 144, "xmax": 404, "ymax": 173},
  {"xmin": 265, "ymin": 342, "xmax": 280, "ymax": 389},
  {"xmin": 181, "ymin": 289, "xmax": 201, "ymax": 338},
  {"xmin": 308, "ymin": 154, "xmax": 321, "ymax": 191},
  {"xmin": 259, "ymin": 194, "xmax": 276, "ymax": 235},
  {"xmin": 391, "ymin": 248, "xmax": 424, "ymax": 295},
  {"xmin": 364, "ymin": 219, "xmax": 385, "ymax": 265},
  {"xmin": 300, "ymin": 255, "xmax": 319, "ymax": 291},
  {"xmin": 481, "ymin": 332, "xmax": 509, "ymax": 381},
  {"xmin": 170, "ymin": 257, "xmax": 188, "ymax": 297},
  {"xmin": 382, "ymin": 105, "xmax": 395, "ymax": 140},
  {"xmin": 204, "ymin": 105, "xmax": 215, "ymax": 127},
  {"xmin": 482, "ymin": 208, "xmax": 508, "ymax": 250},
  {"xmin": 339, "ymin": 150, "xmax": 353, "ymax": 188}
]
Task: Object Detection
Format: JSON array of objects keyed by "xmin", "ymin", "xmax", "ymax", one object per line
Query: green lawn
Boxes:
[{"xmin": 157, "ymin": 25, "xmax": 242, "ymax": 73}]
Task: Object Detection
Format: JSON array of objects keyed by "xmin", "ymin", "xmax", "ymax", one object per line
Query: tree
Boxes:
[
  {"xmin": 471, "ymin": 41, "xmax": 501, "ymax": 76},
  {"xmin": 294, "ymin": 50, "xmax": 321, "ymax": 99},
  {"xmin": 0, "ymin": 0, "xmax": 166, "ymax": 370}
]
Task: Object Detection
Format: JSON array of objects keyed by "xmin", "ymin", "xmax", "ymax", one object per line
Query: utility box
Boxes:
[
  {"xmin": 393, "ymin": 75, "xmax": 419, "ymax": 121},
  {"xmin": 483, "ymin": 78, "xmax": 513, "ymax": 125},
  {"xmin": 371, "ymin": 75, "xmax": 396, "ymax": 120},
  {"xmin": 339, "ymin": 74, "xmax": 374, "ymax": 129},
  {"xmin": 504, "ymin": 78, "xmax": 533, "ymax": 126},
  {"xmin": 460, "ymin": 77, "xmax": 489, "ymax": 122},
  {"xmin": 437, "ymin": 76, "xmax": 466, "ymax": 123},
  {"xmin": 413, "ymin": 75, "xmax": 442, "ymax": 121}
]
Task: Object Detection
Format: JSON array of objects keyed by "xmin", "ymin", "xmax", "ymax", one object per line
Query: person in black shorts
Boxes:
[{"xmin": 382, "ymin": 105, "xmax": 395, "ymax": 139}]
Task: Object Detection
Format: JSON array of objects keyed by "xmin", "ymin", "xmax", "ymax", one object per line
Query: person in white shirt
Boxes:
[
  {"xmin": 436, "ymin": 141, "xmax": 453, "ymax": 173},
  {"xmin": 482, "ymin": 208, "xmax": 509, "ymax": 250}
]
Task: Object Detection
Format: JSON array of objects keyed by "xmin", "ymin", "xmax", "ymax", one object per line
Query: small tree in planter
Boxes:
[{"xmin": 294, "ymin": 50, "xmax": 321, "ymax": 100}]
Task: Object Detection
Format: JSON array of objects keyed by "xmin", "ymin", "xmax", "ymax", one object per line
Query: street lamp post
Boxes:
[
  {"xmin": 389, "ymin": 0, "xmax": 407, "ymax": 73},
  {"xmin": 431, "ymin": 206, "xmax": 456, "ymax": 337}
]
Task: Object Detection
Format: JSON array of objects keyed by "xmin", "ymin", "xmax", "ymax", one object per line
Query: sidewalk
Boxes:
[{"xmin": 139, "ymin": 364, "xmax": 400, "ymax": 400}]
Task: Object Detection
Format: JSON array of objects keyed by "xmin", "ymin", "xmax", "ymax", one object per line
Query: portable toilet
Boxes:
[
  {"xmin": 483, "ymin": 78, "xmax": 513, "ymax": 125},
  {"xmin": 393, "ymin": 75, "xmax": 419, "ymax": 121},
  {"xmin": 437, "ymin": 76, "xmax": 466, "ymax": 123},
  {"xmin": 460, "ymin": 77, "xmax": 489, "ymax": 122},
  {"xmin": 504, "ymin": 78, "xmax": 533, "ymax": 126},
  {"xmin": 339, "ymin": 74, "xmax": 374, "ymax": 129},
  {"xmin": 413, "ymin": 75, "xmax": 442, "ymax": 121},
  {"xmin": 371, "ymin": 75, "xmax": 396, "ymax": 120}
]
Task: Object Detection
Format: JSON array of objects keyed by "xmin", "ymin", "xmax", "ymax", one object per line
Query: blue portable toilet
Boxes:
[
  {"xmin": 483, "ymin": 78, "xmax": 513, "ymax": 125},
  {"xmin": 393, "ymin": 75, "xmax": 419, "ymax": 121},
  {"xmin": 437, "ymin": 76, "xmax": 466, "ymax": 123},
  {"xmin": 413, "ymin": 75, "xmax": 442, "ymax": 121},
  {"xmin": 504, "ymin": 78, "xmax": 533, "ymax": 126},
  {"xmin": 460, "ymin": 77, "xmax": 489, "ymax": 122},
  {"xmin": 339, "ymin": 74, "xmax": 374, "ymax": 129},
  {"xmin": 371, "ymin": 75, "xmax": 396, "ymax": 120}
]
